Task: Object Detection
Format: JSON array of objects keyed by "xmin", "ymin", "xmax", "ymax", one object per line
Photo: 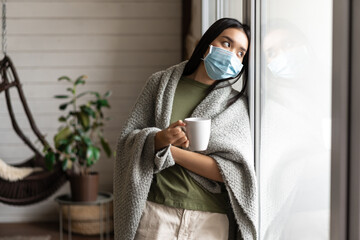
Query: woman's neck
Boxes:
[{"xmin": 186, "ymin": 62, "xmax": 215, "ymax": 86}]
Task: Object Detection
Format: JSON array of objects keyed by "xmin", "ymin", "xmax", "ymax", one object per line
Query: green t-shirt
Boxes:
[{"xmin": 147, "ymin": 76, "xmax": 229, "ymax": 214}]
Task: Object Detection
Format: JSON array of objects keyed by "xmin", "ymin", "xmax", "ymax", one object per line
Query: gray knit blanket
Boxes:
[{"xmin": 113, "ymin": 61, "xmax": 258, "ymax": 240}]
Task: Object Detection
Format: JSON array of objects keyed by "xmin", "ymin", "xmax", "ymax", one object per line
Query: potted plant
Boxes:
[{"xmin": 43, "ymin": 75, "xmax": 113, "ymax": 201}]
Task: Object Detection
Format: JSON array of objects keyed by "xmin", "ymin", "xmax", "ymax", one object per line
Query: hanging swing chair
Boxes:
[{"xmin": 0, "ymin": 1, "xmax": 67, "ymax": 205}]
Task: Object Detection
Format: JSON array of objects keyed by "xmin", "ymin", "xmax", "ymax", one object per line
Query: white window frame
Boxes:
[{"xmin": 201, "ymin": 1, "xmax": 260, "ymax": 238}]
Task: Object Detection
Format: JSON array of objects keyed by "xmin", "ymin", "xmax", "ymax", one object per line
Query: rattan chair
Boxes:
[{"xmin": 0, "ymin": 55, "xmax": 67, "ymax": 205}]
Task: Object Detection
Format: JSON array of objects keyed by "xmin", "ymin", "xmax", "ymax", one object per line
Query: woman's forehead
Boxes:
[{"xmin": 215, "ymin": 28, "xmax": 249, "ymax": 50}]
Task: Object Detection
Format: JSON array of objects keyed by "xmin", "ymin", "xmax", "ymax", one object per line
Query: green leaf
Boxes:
[
  {"xmin": 104, "ymin": 91, "xmax": 112, "ymax": 98},
  {"xmin": 74, "ymin": 75, "xmax": 87, "ymax": 86},
  {"xmin": 73, "ymin": 135, "xmax": 81, "ymax": 141},
  {"xmin": 54, "ymin": 126, "xmax": 72, "ymax": 149},
  {"xmin": 80, "ymin": 105, "xmax": 96, "ymax": 118},
  {"xmin": 54, "ymin": 95, "xmax": 69, "ymax": 99},
  {"xmin": 58, "ymin": 139, "xmax": 69, "ymax": 146},
  {"xmin": 76, "ymin": 91, "xmax": 99, "ymax": 99},
  {"xmin": 77, "ymin": 112, "xmax": 90, "ymax": 130},
  {"xmin": 86, "ymin": 146, "xmax": 100, "ymax": 166},
  {"xmin": 58, "ymin": 116, "xmax": 67, "ymax": 122},
  {"xmin": 66, "ymin": 88, "xmax": 75, "ymax": 94},
  {"xmin": 100, "ymin": 137, "xmax": 112, "ymax": 158},
  {"xmin": 76, "ymin": 91, "xmax": 91, "ymax": 99},
  {"xmin": 86, "ymin": 147, "xmax": 94, "ymax": 166},
  {"xmin": 93, "ymin": 147, "xmax": 100, "ymax": 161},
  {"xmin": 42, "ymin": 146, "xmax": 49, "ymax": 153},
  {"xmin": 75, "ymin": 79, "xmax": 85, "ymax": 85},
  {"xmin": 45, "ymin": 151, "xmax": 56, "ymax": 171},
  {"xmin": 59, "ymin": 103, "xmax": 68, "ymax": 110},
  {"xmin": 86, "ymin": 159, "xmax": 93, "ymax": 167},
  {"xmin": 65, "ymin": 144, "xmax": 72, "ymax": 154},
  {"xmin": 58, "ymin": 76, "xmax": 72, "ymax": 82},
  {"xmin": 82, "ymin": 135, "xmax": 92, "ymax": 146},
  {"xmin": 97, "ymin": 99, "xmax": 110, "ymax": 108},
  {"xmin": 86, "ymin": 147, "xmax": 93, "ymax": 160}
]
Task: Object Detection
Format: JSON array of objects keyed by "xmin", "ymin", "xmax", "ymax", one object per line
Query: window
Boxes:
[{"xmin": 202, "ymin": 0, "xmax": 332, "ymax": 239}]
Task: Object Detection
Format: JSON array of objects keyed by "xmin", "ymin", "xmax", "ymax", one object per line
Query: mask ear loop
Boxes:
[{"xmin": 201, "ymin": 45, "xmax": 214, "ymax": 61}]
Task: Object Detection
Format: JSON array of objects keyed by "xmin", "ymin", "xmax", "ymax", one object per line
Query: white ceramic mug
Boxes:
[{"xmin": 183, "ymin": 117, "xmax": 211, "ymax": 151}]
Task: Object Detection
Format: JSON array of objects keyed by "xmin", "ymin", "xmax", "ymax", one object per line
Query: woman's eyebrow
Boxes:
[
  {"xmin": 221, "ymin": 35, "xmax": 247, "ymax": 52},
  {"xmin": 222, "ymin": 36, "xmax": 234, "ymax": 43}
]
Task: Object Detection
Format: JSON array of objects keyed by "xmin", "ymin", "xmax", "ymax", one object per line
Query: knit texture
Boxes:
[{"xmin": 113, "ymin": 61, "xmax": 258, "ymax": 240}]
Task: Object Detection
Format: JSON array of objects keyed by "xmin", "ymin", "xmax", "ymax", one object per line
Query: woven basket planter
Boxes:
[{"xmin": 61, "ymin": 201, "xmax": 113, "ymax": 235}]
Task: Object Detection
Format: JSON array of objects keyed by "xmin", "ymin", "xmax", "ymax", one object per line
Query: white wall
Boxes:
[{"xmin": 0, "ymin": 0, "xmax": 181, "ymax": 223}]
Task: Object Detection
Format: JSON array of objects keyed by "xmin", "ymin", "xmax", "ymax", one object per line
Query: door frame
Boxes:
[{"xmin": 331, "ymin": 0, "xmax": 360, "ymax": 239}]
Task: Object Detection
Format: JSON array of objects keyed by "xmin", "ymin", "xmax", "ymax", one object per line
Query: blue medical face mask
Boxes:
[
  {"xmin": 203, "ymin": 45, "xmax": 243, "ymax": 80},
  {"xmin": 267, "ymin": 45, "xmax": 309, "ymax": 79}
]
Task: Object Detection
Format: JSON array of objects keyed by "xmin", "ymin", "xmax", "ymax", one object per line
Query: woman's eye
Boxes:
[
  {"xmin": 238, "ymin": 51, "xmax": 243, "ymax": 57},
  {"xmin": 223, "ymin": 42, "xmax": 230, "ymax": 48}
]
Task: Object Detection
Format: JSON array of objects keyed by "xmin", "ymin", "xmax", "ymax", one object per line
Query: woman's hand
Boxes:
[{"xmin": 155, "ymin": 120, "xmax": 189, "ymax": 151}]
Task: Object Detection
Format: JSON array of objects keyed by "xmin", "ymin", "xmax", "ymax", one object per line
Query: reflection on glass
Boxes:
[{"xmin": 260, "ymin": 16, "xmax": 332, "ymax": 240}]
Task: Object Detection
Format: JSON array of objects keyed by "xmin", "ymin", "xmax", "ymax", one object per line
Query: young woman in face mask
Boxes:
[{"xmin": 114, "ymin": 18, "xmax": 258, "ymax": 240}]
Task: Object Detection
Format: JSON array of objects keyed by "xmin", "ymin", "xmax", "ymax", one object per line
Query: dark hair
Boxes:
[{"xmin": 183, "ymin": 18, "xmax": 251, "ymax": 105}]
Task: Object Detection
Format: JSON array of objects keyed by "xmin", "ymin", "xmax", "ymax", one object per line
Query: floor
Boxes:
[{"xmin": 0, "ymin": 222, "xmax": 114, "ymax": 240}]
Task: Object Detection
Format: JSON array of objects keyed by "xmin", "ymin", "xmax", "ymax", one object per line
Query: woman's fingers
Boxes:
[
  {"xmin": 172, "ymin": 135, "xmax": 188, "ymax": 146},
  {"xmin": 181, "ymin": 140, "xmax": 189, "ymax": 149},
  {"xmin": 169, "ymin": 120, "xmax": 186, "ymax": 128},
  {"xmin": 169, "ymin": 120, "xmax": 187, "ymax": 146},
  {"xmin": 154, "ymin": 120, "xmax": 187, "ymax": 151},
  {"xmin": 168, "ymin": 126, "xmax": 184, "ymax": 136}
]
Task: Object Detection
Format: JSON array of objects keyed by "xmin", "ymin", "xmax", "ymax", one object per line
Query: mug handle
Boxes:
[{"xmin": 180, "ymin": 125, "xmax": 186, "ymax": 134}]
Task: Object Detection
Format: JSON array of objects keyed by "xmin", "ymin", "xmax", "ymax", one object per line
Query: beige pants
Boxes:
[{"xmin": 134, "ymin": 200, "xmax": 229, "ymax": 240}]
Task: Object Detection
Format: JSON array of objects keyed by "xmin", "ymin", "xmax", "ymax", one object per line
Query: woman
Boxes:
[{"xmin": 114, "ymin": 18, "xmax": 258, "ymax": 240}]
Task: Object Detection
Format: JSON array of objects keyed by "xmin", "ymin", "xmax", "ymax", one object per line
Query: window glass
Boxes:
[{"xmin": 259, "ymin": 0, "xmax": 332, "ymax": 239}]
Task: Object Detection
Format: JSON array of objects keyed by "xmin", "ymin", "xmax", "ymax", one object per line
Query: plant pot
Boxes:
[{"xmin": 69, "ymin": 172, "xmax": 99, "ymax": 202}]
